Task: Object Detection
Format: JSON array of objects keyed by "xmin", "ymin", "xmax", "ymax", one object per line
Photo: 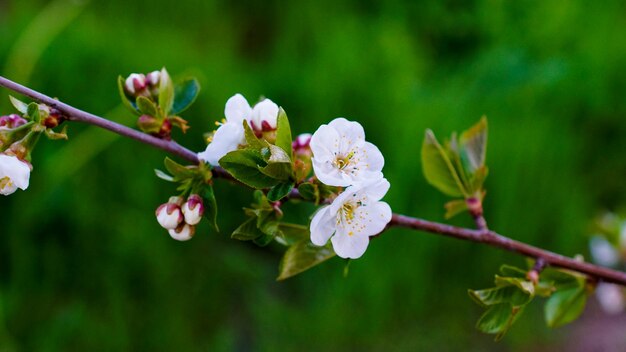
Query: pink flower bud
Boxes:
[
  {"xmin": 124, "ymin": 73, "xmax": 147, "ymax": 96},
  {"xmin": 168, "ymin": 223, "xmax": 195, "ymax": 241},
  {"xmin": 292, "ymin": 133, "xmax": 312, "ymax": 153},
  {"xmin": 0, "ymin": 114, "xmax": 27, "ymax": 130},
  {"xmin": 155, "ymin": 200, "xmax": 183, "ymax": 230},
  {"xmin": 182, "ymin": 194, "xmax": 204, "ymax": 225},
  {"xmin": 146, "ymin": 71, "xmax": 161, "ymax": 86}
]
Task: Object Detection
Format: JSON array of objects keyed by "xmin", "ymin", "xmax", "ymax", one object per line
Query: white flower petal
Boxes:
[
  {"xmin": 327, "ymin": 117, "xmax": 365, "ymax": 143},
  {"xmin": 224, "ymin": 94, "xmax": 252, "ymax": 124},
  {"xmin": 363, "ymin": 142, "xmax": 385, "ymax": 173},
  {"xmin": 0, "ymin": 155, "xmax": 31, "ymax": 195},
  {"xmin": 251, "ymin": 99, "xmax": 279, "ymax": 129},
  {"xmin": 590, "ymin": 236, "xmax": 619, "ymax": 267},
  {"xmin": 360, "ymin": 177, "xmax": 390, "ymax": 201},
  {"xmin": 331, "ymin": 232, "xmax": 369, "ymax": 259},
  {"xmin": 596, "ymin": 283, "xmax": 625, "ymax": 315},
  {"xmin": 198, "ymin": 122, "xmax": 245, "ymax": 166},
  {"xmin": 310, "ymin": 205, "xmax": 335, "ymax": 246}
]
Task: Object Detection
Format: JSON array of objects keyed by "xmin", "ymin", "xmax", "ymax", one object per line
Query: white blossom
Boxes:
[
  {"xmin": 310, "ymin": 177, "xmax": 392, "ymax": 259},
  {"xmin": 596, "ymin": 283, "xmax": 625, "ymax": 315},
  {"xmin": 310, "ymin": 117, "xmax": 384, "ymax": 187},
  {"xmin": 124, "ymin": 73, "xmax": 147, "ymax": 95},
  {"xmin": 155, "ymin": 197, "xmax": 183, "ymax": 230},
  {"xmin": 181, "ymin": 194, "xmax": 204, "ymax": 226},
  {"xmin": 0, "ymin": 154, "xmax": 31, "ymax": 196},
  {"xmin": 198, "ymin": 94, "xmax": 279, "ymax": 166},
  {"xmin": 589, "ymin": 235, "xmax": 620, "ymax": 267},
  {"xmin": 169, "ymin": 224, "xmax": 195, "ymax": 241}
]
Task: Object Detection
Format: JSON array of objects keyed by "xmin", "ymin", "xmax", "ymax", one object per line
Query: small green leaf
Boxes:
[
  {"xmin": 117, "ymin": 76, "xmax": 139, "ymax": 114},
  {"xmin": 459, "ymin": 116, "xmax": 488, "ymax": 175},
  {"xmin": 499, "ymin": 265, "xmax": 528, "ymax": 279},
  {"xmin": 158, "ymin": 68, "xmax": 175, "ymax": 115},
  {"xmin": 469, "ymin": 286, "xmax": 531, "ymax": 308},
  {"xmin": 163, "ymin": 157, "xmax": 196, "ymax": 180},
  {"xmin": 494, "ymin": 276, "xmax": 535, "ymax": 296},
  {"xmin": 219, "ymin": 149, "xmax": 280, "ymax": 189},
  {"xmin": 136, "ymin": 96, "xmax": 158, "ymax": 117},
  {"xmin": 253, "ymin": 233, "xmax": 276, "ymax": 247},
  {"xmin": 154, "ymin": 169, "xmax": 174, "ymax": 182},
  {"xmin": 232, "ymin": 217, "xmax": 264, "ymax": 241},
  {"xmin": 243, "ymin": 120, "xmax": 268, "ymax": 150},
  {"xmin": 201, "ymin": 185, "xmax": 218, "ymax": 231},
  {"xmin": 267, "ymin": 182, "xmax": 294, "ymax": 202},
  {"xmin": 275, "ymin": 223, "xmax": 309, "ymax": 246},
  {"xmin": 444, "ymin": 199, "xmax": 468, "ymax": 219},
  {"xmin": 9, "ymin": 96, "xmax": 28, "ymax": 114},
  {"xmin": 26, "ymin": 103, "xmax": 41, "ymax": 122},
  {"xmin": 544, "ymin": 284, "xmax": 588, "ymax": 328},
  {"xmin": 476, "ymin": 303, "xmax": 525, "ymax": 341},
  {"xmin": 421, "ymin": 129, "xmax": 467, "ymax": 197},
  {"xmin": 275, "ymin": 108, "xmax": 293, "ymax": 161},
  {"xmin": 297, "ymin": 182, "xmax": 319, "ymax": 202},
  {"xmin": 171, "ymin": 78, "xmax": 200, "ymax": 115},
  {"xmin": 277, "ymin": 239, "xmax": 336, "ymax": 281}
]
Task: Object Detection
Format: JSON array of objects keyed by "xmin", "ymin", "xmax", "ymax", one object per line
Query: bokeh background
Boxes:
[{"xmin": 1, "ymin": 0, "xmax": 626, "ymax": 350}]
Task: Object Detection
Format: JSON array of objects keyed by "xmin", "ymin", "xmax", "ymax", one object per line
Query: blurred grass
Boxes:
[{"xmin": 1, "ymin": 0, "xmax": 626, "ymax": 350}]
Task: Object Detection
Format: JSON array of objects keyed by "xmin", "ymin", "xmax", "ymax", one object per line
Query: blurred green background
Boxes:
[{"xmin": 1, "ymin": 0, "xmax": 626, "ymax": 350}]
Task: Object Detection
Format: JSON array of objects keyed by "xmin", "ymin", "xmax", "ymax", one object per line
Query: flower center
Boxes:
[
  {"xmin": 333, "ymin": 151, "xmax": 356, "ymax": 171},
  {"xmin": 0, "ymin": 177, "xmax": 13, "ymax": 191}
]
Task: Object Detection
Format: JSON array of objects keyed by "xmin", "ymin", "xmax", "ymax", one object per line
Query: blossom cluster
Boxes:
[
  {"xmin": 309, "ymin": 118, "xmax": 392, "ymax": 259},
  {"xmin": 156, "ymin": 194, "xmax": 205, "ymax": 241},
  {"xmin": 198, "ymin": 94, "xmax": 279, "ymax": 166},
  {"xmin": 0, "ymin": 113, "xmax": 31, "ymax": 196},
  {"xmin": 124, "ymin": 71, "xmax": 161, "ymax": 98}
]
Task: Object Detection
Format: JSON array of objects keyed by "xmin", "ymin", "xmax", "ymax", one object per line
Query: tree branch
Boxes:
[{"xmin": 2, "ymin": 75, "xmax": 625, "ymax": 286}]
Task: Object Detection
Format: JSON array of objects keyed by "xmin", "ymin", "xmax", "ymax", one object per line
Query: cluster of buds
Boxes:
[
  {"xmin": 124, "ymin": 71, "xmax": 161, "ymax": 99},
  {"xmin": 155, "ymin": 194, "xmax": 205, "ymax": 241},
  {"xmin": 292, "ymin": 133, "xmax": 312, "ymax": 182},
  {"xmin": 0, "ymin": 114, "xmax": 27, "ymax": 130}
]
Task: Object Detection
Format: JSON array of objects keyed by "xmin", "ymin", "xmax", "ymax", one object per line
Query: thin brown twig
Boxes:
[{"xmin": 2, "ymin": 75, "xmax": 626, "ymax": 286}]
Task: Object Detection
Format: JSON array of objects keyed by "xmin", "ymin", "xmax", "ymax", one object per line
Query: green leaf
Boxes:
[
  {"xmin": 444, "ymin": 199, "xmax": 468, "ymax": 219},
  {"xmin": 253, "ymin": 233, "xmax": 276, "ymax": 247},
  {"xmin": 171, "ymin": 78, "xmax": 200, "ymax": 115},
  {"xmin": 232, "ymin": 217, "xmax": 264, "ymax": 241},
  {"xmin": 158, "ymin": 68, "xmax": 175, "ymax": 115},
  {"xmin": 459, "ymin": 116, "xmax": 488, "ymax": 175},
  {"xmin": 117, "ymin": 76, "xmax": 139, "ymax": 114},
  {"xmin": 297, "ymin": 182, "xmax": 319, "ymax": 203},
  {"xmin": 494, "ymin": 276, "xmax": 535, "ymax": 296},
  {"xmin": 243, "ymin": 120, "xmax": 268, "ymax": 150},
  {"xmin": 164, "ymin": 157, "xmax": 195, "ymax": 180},
  {"xmin": 9, "ymin": 96, "xmax": 28, "ymax": 114},
  {"xmin": 275, "ymin": 223, "xmax": 309, "ymax": 246},
  {"xmin": 476, "ymin": 303, "xmax": 525, "ymax": 341},
  {"xmin": 136, "ymin": 96, "xmax": 158, "ymax": 117},
  {"xmin": 154, "ymin": 169, "xmax": 174, "ymax": 182},
  {"xmin": 201, "ymin": 185, "xmax": 219, "ymax": 231},
  {"xmin": 544, "ymin": 284, "xmax": 588, "ymax": 328},
  {"xmin": 219, "ymin": 149, "xmax": 280, "ymax": 189},
  {"xmin": 275, "ymin": 108, "xmax": 293, "ymax": 161},
  {"xmin": 277, "ymin": 239, "xmax": 336, "ymax": 281},
  {"xmin": 26, "ymin": 103, "xmax": 41, "ymax": 122},
  {"xmin": 499, "ymin": 265, "xmax": 528, "ymax": 279},
  {"xmin": 421, "ymin": 129, "xmax": 467, "ymax": 197},
  {"xmin": 469, "ymin": 286, "xmax": 532, "ymax": 308},
  {"xmin": 267, "ymin": 182, "xmax": 294, "ymax": 202}
]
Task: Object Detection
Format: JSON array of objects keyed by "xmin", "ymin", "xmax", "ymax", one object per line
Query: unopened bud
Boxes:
[
  {"xmin": 0, "ymin": 114, "xmax": 27, "ymax": 130},
  {"xmin": 169, "ymin": 223, "xmax": 195, "ymax": 241},
  {"xmin": 155, "ymin": 199, "xmax": 183, "ymax": 230},
  {"xmin": 124, "ymin": 73, "xmax": 147, "ymax": 96},
  {"xmin": 292, "ymin": 133, "xmax": 312, "ymax": 155},
  {"xmin": 182, "ymin": 194, "xmax": 204, "ymax": 225}
]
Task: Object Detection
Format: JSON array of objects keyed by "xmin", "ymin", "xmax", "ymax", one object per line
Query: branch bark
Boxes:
[{"xmin": 2, "ymin": 75, "xmax": 626, "ymax": 285}]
